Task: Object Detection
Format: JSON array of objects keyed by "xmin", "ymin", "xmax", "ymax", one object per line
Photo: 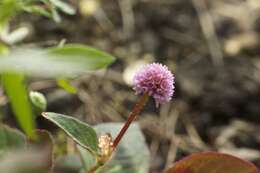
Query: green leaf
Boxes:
[
  {"xmin": 49, "ymin": 0, "xmax": 76, "ymax": 15},
  {"xmin": 0, "ymin": 125, "xmax": 26, "ymax": 156},
  {"xmin": 51, "ymin": 6, "xmax": 61, "ymax": 23},
  {"xmin": 22, "ymin": 5, "xmax": 52, "ymax": 18},
  {"xmin": 166, "ymin": 152, "xmax": 260, "ymax": 173},
  {"xmin": 47, "ymin": 44, "xmax": 115, "ymax": 71},
  {"xmin": 2, "ymin": 73, "xmax": 36, "ymax": 139},
  {"xmin": 0, "ymin": 0, "xmax": 23, "ymax": 28},
  {"xmin": 42, "ymin": 112, "xmax": 98, "ymax": 153},
  {"xmin": 57, "ymin": 78, "xmax": 77, "ymax": 94},
  {"xmin": 0, "ymin": 44, "xmax": 115, "ymax": 77},
  {"xmin": 95, "ymin": 123, "xmax": 150, "ymax": 173}
]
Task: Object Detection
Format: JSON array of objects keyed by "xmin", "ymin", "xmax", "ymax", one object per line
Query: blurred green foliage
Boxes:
[
  {"xmin": 0, "ymin": 0, "xmax": 115, "ymax": 139},
  {"xmin": 0, "ymin": 125, "xmax": 26, "ymax": 157},
  {"xmin": 0, "ymin": 0, "xmax": 22, "ymax": 30},
  {"xmin": 0, "ymin": 0, "xmax": 76, "ymax": 27},
  {"xmin": 0, "ymin": 45, "xmax": 115, "ymax": 77},
  {"xmin": 2, "ymin": 73, "xmax": 36, "ymax": 139},
  {"xmin": 57, "ymin": 78, "xmax": 77, "ymax": 94}
]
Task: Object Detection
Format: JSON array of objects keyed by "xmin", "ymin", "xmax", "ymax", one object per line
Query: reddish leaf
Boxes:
[
  {"xmin": 27, "ymin": 129, "xmax": 54, "ymax": 170},
  {"xmin": 35, "ymin": 129, "xmax": 54, "ymax": 170},
  {"xmin": 167, "ymin": 152, "xmax": 259, "ymax": 173}
]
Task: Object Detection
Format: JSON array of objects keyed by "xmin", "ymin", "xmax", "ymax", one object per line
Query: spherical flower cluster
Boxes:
[{"xmin": 133, "ymin": 63, "xmax": 174, "ymax": 105}]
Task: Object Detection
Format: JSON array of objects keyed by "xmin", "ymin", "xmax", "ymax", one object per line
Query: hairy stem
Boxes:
[{"xmin": 113, "ymin": 93, "xmax": 149, "ymax": 148}]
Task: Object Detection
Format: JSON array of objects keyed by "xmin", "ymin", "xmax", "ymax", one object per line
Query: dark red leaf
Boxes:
[{"xmin": 167, "ymin": 152, "xmax": 259, "ymax": 173}]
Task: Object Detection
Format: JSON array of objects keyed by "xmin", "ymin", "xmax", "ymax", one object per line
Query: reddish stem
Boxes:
[{"xmin": 113, "ymin": 93, "xmax": 149, "ymax": 148}]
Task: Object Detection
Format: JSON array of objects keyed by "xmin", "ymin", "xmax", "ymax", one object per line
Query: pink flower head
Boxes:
[{"xmin": 133, "ymin": 63, "xmax": 175, "ymax": 105}]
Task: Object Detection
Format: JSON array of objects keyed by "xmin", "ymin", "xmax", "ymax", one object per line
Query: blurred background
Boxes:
[{"xmin": 2, "ymin": 0, "xmax": 260, "ymax": 172}]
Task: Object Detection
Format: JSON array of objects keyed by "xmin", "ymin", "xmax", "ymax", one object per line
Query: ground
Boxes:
[{"xmin": 2, "ymin": 0, "xmax": 260, "ymax": 172}]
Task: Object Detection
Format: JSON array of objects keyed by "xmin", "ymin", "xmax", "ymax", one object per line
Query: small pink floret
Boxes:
[{"xmin": 133, "ymin": 63, "xmax": 175, "ymax": 105}]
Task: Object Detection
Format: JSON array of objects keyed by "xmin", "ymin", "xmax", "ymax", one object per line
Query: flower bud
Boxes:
[{"xmin": 30, "ymin": 91, "xmax": 47, "ymax": 112}]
